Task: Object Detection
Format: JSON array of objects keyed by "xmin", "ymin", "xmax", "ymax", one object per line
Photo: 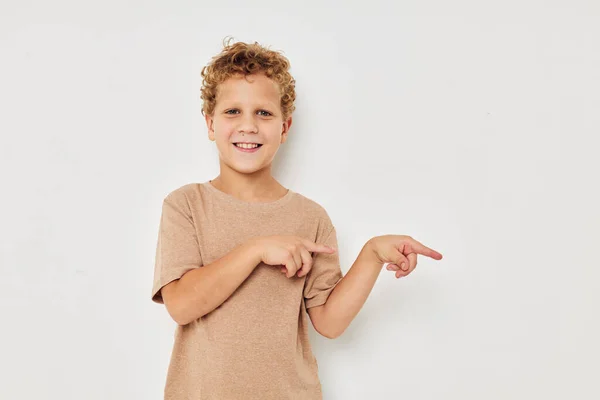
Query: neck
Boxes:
[{"xmin": 210, "ymin": 167, "xmax": 286, "ymax": 203}]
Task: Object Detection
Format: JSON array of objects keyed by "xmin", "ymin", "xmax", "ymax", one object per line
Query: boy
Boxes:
[{"xmin": 151, "ymin": 38, "xmax": 443, "ymax": 399}]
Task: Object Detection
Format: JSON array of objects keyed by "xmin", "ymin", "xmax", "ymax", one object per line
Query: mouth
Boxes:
[{"xmin": 233, "ymin": 143, "xmax": 263, "ymax": 153}]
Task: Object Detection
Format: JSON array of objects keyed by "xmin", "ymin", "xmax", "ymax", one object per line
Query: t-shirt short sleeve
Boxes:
[
  {"xmin": 303, "ymin": 222, "xmax": 344, "ymax": 309},
  {"xmin": 151, "ymin": 190, "xmax": 203, "ymax": 304}
]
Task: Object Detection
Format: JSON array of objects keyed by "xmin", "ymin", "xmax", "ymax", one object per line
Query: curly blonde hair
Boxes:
[{"xmin": 200, "ymin": 37, "xmax": 296, "ymax": 119}]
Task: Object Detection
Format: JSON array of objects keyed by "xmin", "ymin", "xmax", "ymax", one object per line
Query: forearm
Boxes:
[
  {"xmin": 163, "ymin": 239, "xmax": 262, "ymax": 325},
  {"xmin": 319, "ymin": 242, "xmax": 382, "ymax": 337}
]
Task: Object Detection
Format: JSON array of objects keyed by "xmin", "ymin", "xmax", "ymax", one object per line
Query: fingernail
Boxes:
[{"xmin": 401, "ymin": 263, "xmax": 408, "ymax": 271}]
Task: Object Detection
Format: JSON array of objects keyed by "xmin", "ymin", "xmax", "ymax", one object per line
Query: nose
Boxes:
[{"xmin": 237, "ymin": 112, "xmax": 258, "ymax": 135}]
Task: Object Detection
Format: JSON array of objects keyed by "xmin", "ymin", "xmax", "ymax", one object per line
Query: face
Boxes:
[{"xmin": 205, "ymin": 73, "xmax": 292, "ymax": 175}]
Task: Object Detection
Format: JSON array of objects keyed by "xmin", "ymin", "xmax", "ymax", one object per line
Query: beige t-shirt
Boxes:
[{"xmin": 151, "ymin": 181, "xmax": 343, "ymax": 399}]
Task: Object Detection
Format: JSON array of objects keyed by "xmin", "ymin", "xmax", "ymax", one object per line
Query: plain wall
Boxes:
[{"xmin": 1, "ymin": 0, "xmax": 598, "ymax": 399}]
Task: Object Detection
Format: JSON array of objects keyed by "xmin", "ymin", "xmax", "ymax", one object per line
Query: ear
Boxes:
[
  {"xmin": 280, "ymin": 115, "xmax": 292, "ymax": 144},
  {"xmin": 205, "ymin": 113, "xmax": 215, "ymax": 141}
]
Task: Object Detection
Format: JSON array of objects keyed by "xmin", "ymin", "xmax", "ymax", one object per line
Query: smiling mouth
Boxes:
[{"xmin": 233, "ymin": 143, "xmax": 263, "ymax": 153}]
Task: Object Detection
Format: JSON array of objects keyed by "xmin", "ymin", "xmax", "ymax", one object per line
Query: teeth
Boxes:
[{"xmin": 235, "ymin": 143, "xmax": 259, "ymax": 149}]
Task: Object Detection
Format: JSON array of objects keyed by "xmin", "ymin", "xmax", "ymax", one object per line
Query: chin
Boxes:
[{"xmin": 225, "ymin": 161, "xmax": 267, "ymax": 175}]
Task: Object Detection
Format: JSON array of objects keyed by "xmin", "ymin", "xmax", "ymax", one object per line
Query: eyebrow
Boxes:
[{"xmin": 222, "ymin": 102, "xmax": 278, "ymax": 111}]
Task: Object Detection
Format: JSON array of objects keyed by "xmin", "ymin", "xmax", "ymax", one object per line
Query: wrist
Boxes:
[
  {"xmin": 246, "ymin": 237, "xmax": 265, "ymax": 266},
  {"xmin": 360, "ymin": 239, "xmax": 383, "ymax": 268}
]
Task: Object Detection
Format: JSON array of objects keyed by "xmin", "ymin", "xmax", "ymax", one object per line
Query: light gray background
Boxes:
[{"xmin": 1, "ymin": 1, "xmax": 598, "ymax": 399}]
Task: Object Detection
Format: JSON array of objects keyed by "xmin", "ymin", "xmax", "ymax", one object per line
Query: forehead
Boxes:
[{"xmin": 216, "ymin": 73, "xmax": 281, "ymax": 105}]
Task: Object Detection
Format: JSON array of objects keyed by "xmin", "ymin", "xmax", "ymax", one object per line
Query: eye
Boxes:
[
  {"xmin": 257, "ymin": 110, "xmax": 272, "ymax": 117},
  {"xmin": 225, "ymin": 109, "xmax": 239, "ymax": 114}
]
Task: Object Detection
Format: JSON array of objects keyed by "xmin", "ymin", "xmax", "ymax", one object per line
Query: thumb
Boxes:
[{"xmin": 396, "ymin": 254, "xmax": 410, "ymax": 271}]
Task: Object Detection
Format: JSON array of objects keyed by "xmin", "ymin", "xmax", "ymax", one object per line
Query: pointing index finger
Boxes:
[
  {"xmin": 302, "ymin": 238, "xmax": 336, "ymax": 254},
  {"xmin": 408, "ymin": 237, "xmax": 443, "ymax": 260}
]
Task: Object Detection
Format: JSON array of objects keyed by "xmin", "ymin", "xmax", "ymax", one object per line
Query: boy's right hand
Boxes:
[{"xmin": 253, "ymin": 235, "xmax": 336, "ymax": 278}]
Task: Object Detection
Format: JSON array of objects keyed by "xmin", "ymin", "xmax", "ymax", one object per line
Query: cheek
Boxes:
[
  {"xmin": 262, "ymin": 122, "xmax": 284, "ymax": 138},
  {"xmin": 212, "ymin": 122, "xmax": 235, "ymax": 141}
]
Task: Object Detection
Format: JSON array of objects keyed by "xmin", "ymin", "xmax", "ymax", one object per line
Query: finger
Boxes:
[
  {"xmin": 296, "ymin": 246, "xmax": 313, "ymax": 277},
  {"xmin": 292, "ymin": 249, "xmax": 303, "ymax": 277},
  {"xmin": 395, "ymin": 251, "xmax": 410, "ymax": 272},
  {"xmin": 387, "ymin": 263, "xmax": 406, "ymax": 271},
  {"xmin": 407, "ymin": 253, "xmax": 418, "ymax": 270},
  {"xmin": 386, "ymin": 263, "xmax": 400, "ymax": 271},
  {"xmin": 393, "ymin": 253, "xmax": 419, "ymax": 278},
  {"xmin": 301, "ymin": 238, "xmax": 336, "ymax": 254},
  {"xmin": 285, "ymin": 254, "xmax": 299, "ymax": 278},
  {"xmin": 406, "ymin": 238, "xmax": 443, "ymax": 260},
  {"xmin": 390, "ymin": 267, "xmax": 406, "ymax": 278}
]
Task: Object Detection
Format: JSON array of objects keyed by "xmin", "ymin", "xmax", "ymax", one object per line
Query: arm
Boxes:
[
  {"xmin": 307, "ymin": 240, "xmax": 382, "ymax": 339},
  {"xmin": 161, "ymin": 239, "xmax": 262, "ymax": 326}
]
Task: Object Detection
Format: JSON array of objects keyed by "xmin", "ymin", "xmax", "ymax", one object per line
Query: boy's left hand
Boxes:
[{"xmin": 365, "ymin": 235, "xmax": 443, "ymax": 279}]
